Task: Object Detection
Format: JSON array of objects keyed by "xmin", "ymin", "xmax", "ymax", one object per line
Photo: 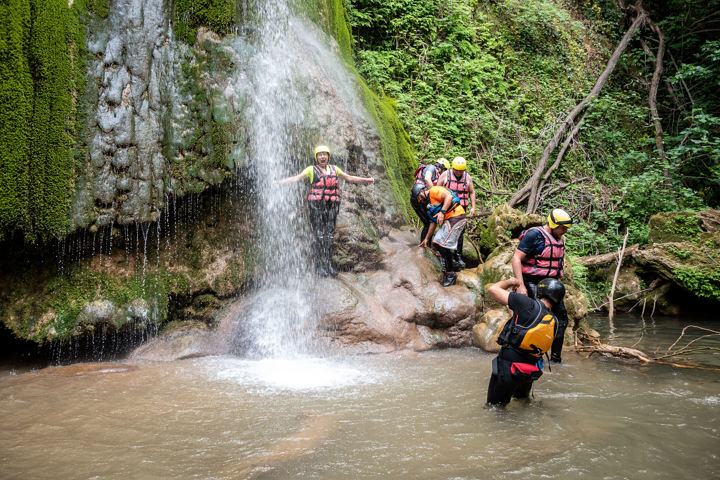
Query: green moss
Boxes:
[
  {"xmin": 0, "ymin": 0, "xmax": 33, "ymax": 239},
  {"xmin": 85, "ymin": 0, "xmax": 109, "ymax": 18},
  {"xmin": 648, "ymin": 212, "xmax": 703, "ymax": 244},
  {"xmin": 0, "ymin": 0, "xmax": 88, "ymax": 242},
  {"xmin": 173, "ymin": 0, "xmax": 237, "ymax": 44}
]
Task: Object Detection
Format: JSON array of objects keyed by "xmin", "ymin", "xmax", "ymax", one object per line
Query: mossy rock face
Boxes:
[
  {"xmin": 477, "ymin": 205, "xmax": 543, "ymax": 255},
  {"xmin": 647, "ymin": 211, "xmax": 703, "ymax": 244}
]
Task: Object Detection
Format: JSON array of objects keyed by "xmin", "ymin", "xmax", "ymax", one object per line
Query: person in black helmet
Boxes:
[{"xmin": 486, "ymin": 277, "xmax": 565, "ymax": 408}]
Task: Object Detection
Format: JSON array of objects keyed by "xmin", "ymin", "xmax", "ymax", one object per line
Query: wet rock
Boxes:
[
  {"xmin": 95, "ymin": 168, "xmax": 118, "ymax": 205},
  {"xmin": 477, "ymin": 204, "xmax": 543, "ymax": 254},
  {"xmin": 472, "ymin": 308, "xmax": 507, "ymax": 352},
  {"xmin": 76, "ymin": 300, "xmax": 119, "ymax": 331},
  {"xmin": 103, "ymin": 37, "xmax": 123, "ymax": 66}
]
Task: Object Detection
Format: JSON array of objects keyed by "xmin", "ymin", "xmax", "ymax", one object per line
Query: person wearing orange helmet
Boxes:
[
  {"xmin": 276, "ymin": 145, "xmax": 374, "ymax": 276},
  {"xmin": 411, "ymin": 158, "xmax": 450, "ymax": 242},
  {"xmin": 511, "ymin": 209, "xmax": 573, "ymax": 362}
]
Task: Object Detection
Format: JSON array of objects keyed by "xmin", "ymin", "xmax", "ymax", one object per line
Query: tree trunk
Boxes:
[{"xmin": 508, "ymin": 11, "xmax": 647, "ymax": 212}]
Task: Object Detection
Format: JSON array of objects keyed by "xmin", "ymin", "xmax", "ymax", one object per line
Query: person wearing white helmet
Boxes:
[
  {"xmin": 438, "ymin": 156, "xmax": 477, "ymax": 269},
  {"xmin": 511, "ymin": 208, "xmax": 573, "ymax": 362},
  {"xmin": 276, "ymin": 145, "xmax": 374, "ymax": 277}
]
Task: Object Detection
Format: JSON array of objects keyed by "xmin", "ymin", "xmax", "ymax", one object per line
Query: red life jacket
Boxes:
[
  {"xmin": 446, "ymin": 171, "xmax": 469, "ymax": 207},
  {"xmin": 307, "ymin": 165, "xmax": 340, "ymax": 203},
  {"xmin": 413, "ymin": 164, "xmax": 438, "ymax": 186},
  {"xmin": 519, "ymin": 226, "xmax": 565, "ymax": 278}
]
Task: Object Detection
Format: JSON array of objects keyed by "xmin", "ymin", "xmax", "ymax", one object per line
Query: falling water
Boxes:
[{"xmin": 226, "ymin": 0, "xmax": 371, "ymax": 359}]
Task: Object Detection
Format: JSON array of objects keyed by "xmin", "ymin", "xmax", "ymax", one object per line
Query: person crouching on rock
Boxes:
[
  {"xmin": 275, "ymin": 145, "xmax": 374, "ymax": 277},
  {"xmin": 415, "ymin": 185, "xmax": 466, "ymax": 287},
  {"xmin": 485, "ymin": 277, "xmax": 565, "ymax": 408}
]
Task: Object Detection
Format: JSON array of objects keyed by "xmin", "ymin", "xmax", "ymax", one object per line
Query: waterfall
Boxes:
[{"xmin": 226, "ymin": 0, "xmax": 375, "ymax": 358}]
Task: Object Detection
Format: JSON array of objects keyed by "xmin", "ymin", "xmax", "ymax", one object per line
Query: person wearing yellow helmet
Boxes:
[
  {"xmin": 275, "ymin": 145, "xmax": 374, "ymax": 277},
  {"xmin": 411, "ymin": 158, "xmax": 450, "ymax": 242},
  {"xmin": 438, "ymin": 156, "xmax": 477, "ymax": 269},
  {"xmin": 511, "ymin": 208, "xmax": 573, "ymax": 362}
]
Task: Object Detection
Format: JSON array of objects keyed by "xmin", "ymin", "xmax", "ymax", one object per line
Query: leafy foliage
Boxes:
[{"xmin": 347, "ymin": 0, "xmax": 719, "ymax": 257}]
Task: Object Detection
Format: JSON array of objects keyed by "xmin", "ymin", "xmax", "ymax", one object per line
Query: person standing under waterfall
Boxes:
[
  {"xmin": 438, "ymin": 156, "xmax": 476, "ymax": 269},
  {"xmin": 410, "ymin": 158, "xmax": 450, "ymax": 243},
  {"xmin": 275, "ymin": 145, "xmax": 374, "ymax": 277},
  {"xmin": 415, "ymin": 184, "xmax": 466, "ymax": 287},
  {"xmin": 485, "ymin": 277, "xmax": 564, "ymax": 407},
  {"xmin": 511, "ymin": 209, "xmax": 573, "ymax": 363}
]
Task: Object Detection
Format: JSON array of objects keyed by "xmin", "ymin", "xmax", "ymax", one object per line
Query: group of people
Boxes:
[
  {"xmin": 278, "ymin": 144, "xmax": 574, "ymax": 408},
  {"xmin": 411, "ymin": 157, "xmax": 477, "ymax": 287}
]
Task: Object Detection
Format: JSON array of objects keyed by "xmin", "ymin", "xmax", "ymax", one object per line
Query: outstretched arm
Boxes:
[
  {"xmin": 274, "ymin": 172, "xmax": 307, "ymax": 184},
  {"xmin": 486, "ymin": 278, "xmax": 520, "ymax": 307},
  {"xmin": 338, "ymin": 170, "xmax": 374, "ymax": 184}
]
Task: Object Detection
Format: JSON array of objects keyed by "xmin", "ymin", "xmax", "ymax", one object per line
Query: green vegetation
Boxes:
[
  {"xmin": 346, "ymin": 0, "xmax": 720, "ymax": 256},
  {"xmin": 2, "ymin": 265, "xmax": 175, "ymax": 342},
  {"xmin": 173, "ymin": 0, "xmax": 237, "ymax": 44},
  {"xmin": 0, "ymin": 0, "xmax": 88, "ymax": 242},
  {"xmin": 674, "ymin": 267, "xmax": 720, "ymax": 301}
]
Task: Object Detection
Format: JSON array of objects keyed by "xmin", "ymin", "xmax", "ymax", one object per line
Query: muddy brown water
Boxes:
[{"xmin": 1, "ymin": 315, "xmax": 718, "ymax": 479}]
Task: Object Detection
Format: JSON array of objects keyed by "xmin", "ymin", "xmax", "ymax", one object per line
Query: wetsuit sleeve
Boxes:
[
  {"xmin": 508, "ymin": 292, "xmax": 533, "ymax": 313},
  {"xmin": 302, "ymin": 166, "xmax": 314, "ymax": 183},
  {"xmin": 517, "ymin": 229, "xmax": 545, "ymax": 256}
]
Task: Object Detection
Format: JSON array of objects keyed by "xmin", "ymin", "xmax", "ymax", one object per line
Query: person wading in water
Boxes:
[
  {"xmin": 275, "ymin": 145, "xmax": 374, "ymax": 277},
  {"xmin": 486, "ymin": 277, "xmax": 565, "ymax": 407}
]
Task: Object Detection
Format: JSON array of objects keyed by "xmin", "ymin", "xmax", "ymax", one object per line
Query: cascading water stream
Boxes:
[{"xmin": 227, "ymin": 0, "xmax": 374, "ymax": 361}]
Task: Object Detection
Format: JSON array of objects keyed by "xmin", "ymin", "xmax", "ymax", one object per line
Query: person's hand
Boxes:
[
  {"xmin": 419, "ymin": 239, "xmax": 428, "ymax": 248},
  {"xmin": 517, "ymin": 283, "xmax": 528, "ymax": 296},
  {"xmin": 469, "ymin": 207, "xmax": 476, "ymax": 217},
  {"xmin": 367, "ymin": 177, "xmax": 375, "ymax": 184},
  {"xmin": 436, "ymin": 212, "xmax": 445, "ymax": 225}
]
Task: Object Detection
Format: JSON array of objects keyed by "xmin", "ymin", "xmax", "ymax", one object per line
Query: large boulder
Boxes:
[
  {"xmin": 476, "ymin": 204, "xmax": 543, "ymax": 255},
  {"xmin": 132, "ymin": 229, "xmax": 485, "ymax": 360}
]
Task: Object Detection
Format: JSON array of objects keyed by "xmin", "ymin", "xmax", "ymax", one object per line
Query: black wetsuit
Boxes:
[
  {"xmin": 486, "ymin": 293, "xmax": 555, "ymax": 407},
  {"xmin": 308, "ymin": 201, "xmax": 339, "ymax": 275}
]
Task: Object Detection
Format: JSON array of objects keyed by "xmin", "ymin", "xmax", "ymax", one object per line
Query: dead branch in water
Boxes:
[
  {"xmin": 608, "ymin": 228, "xmax": 630, "ymax": 323},
  {"xmin": 574, "ymin": 329, "xmax": 720, "ymax": 371}
]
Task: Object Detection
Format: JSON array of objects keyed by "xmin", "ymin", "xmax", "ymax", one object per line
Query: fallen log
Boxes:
[{"xmin": 574, "ymin": 245, "xmax": 639, "ymax": 267}]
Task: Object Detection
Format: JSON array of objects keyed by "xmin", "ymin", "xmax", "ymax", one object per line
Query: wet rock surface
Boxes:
[{"xmin": 131, "ymin": 230, "xmax": 485, "ymax": 360}]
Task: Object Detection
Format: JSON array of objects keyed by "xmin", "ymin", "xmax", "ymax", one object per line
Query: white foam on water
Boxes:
[{"xmin": 203, "ymin": 356, "xmax": 381, "ymax": 392}]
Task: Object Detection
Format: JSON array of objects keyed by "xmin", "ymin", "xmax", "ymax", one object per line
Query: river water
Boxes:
[{"xmin": 1, "ymin": 315, "xmax": 718, "ymax": 479}]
